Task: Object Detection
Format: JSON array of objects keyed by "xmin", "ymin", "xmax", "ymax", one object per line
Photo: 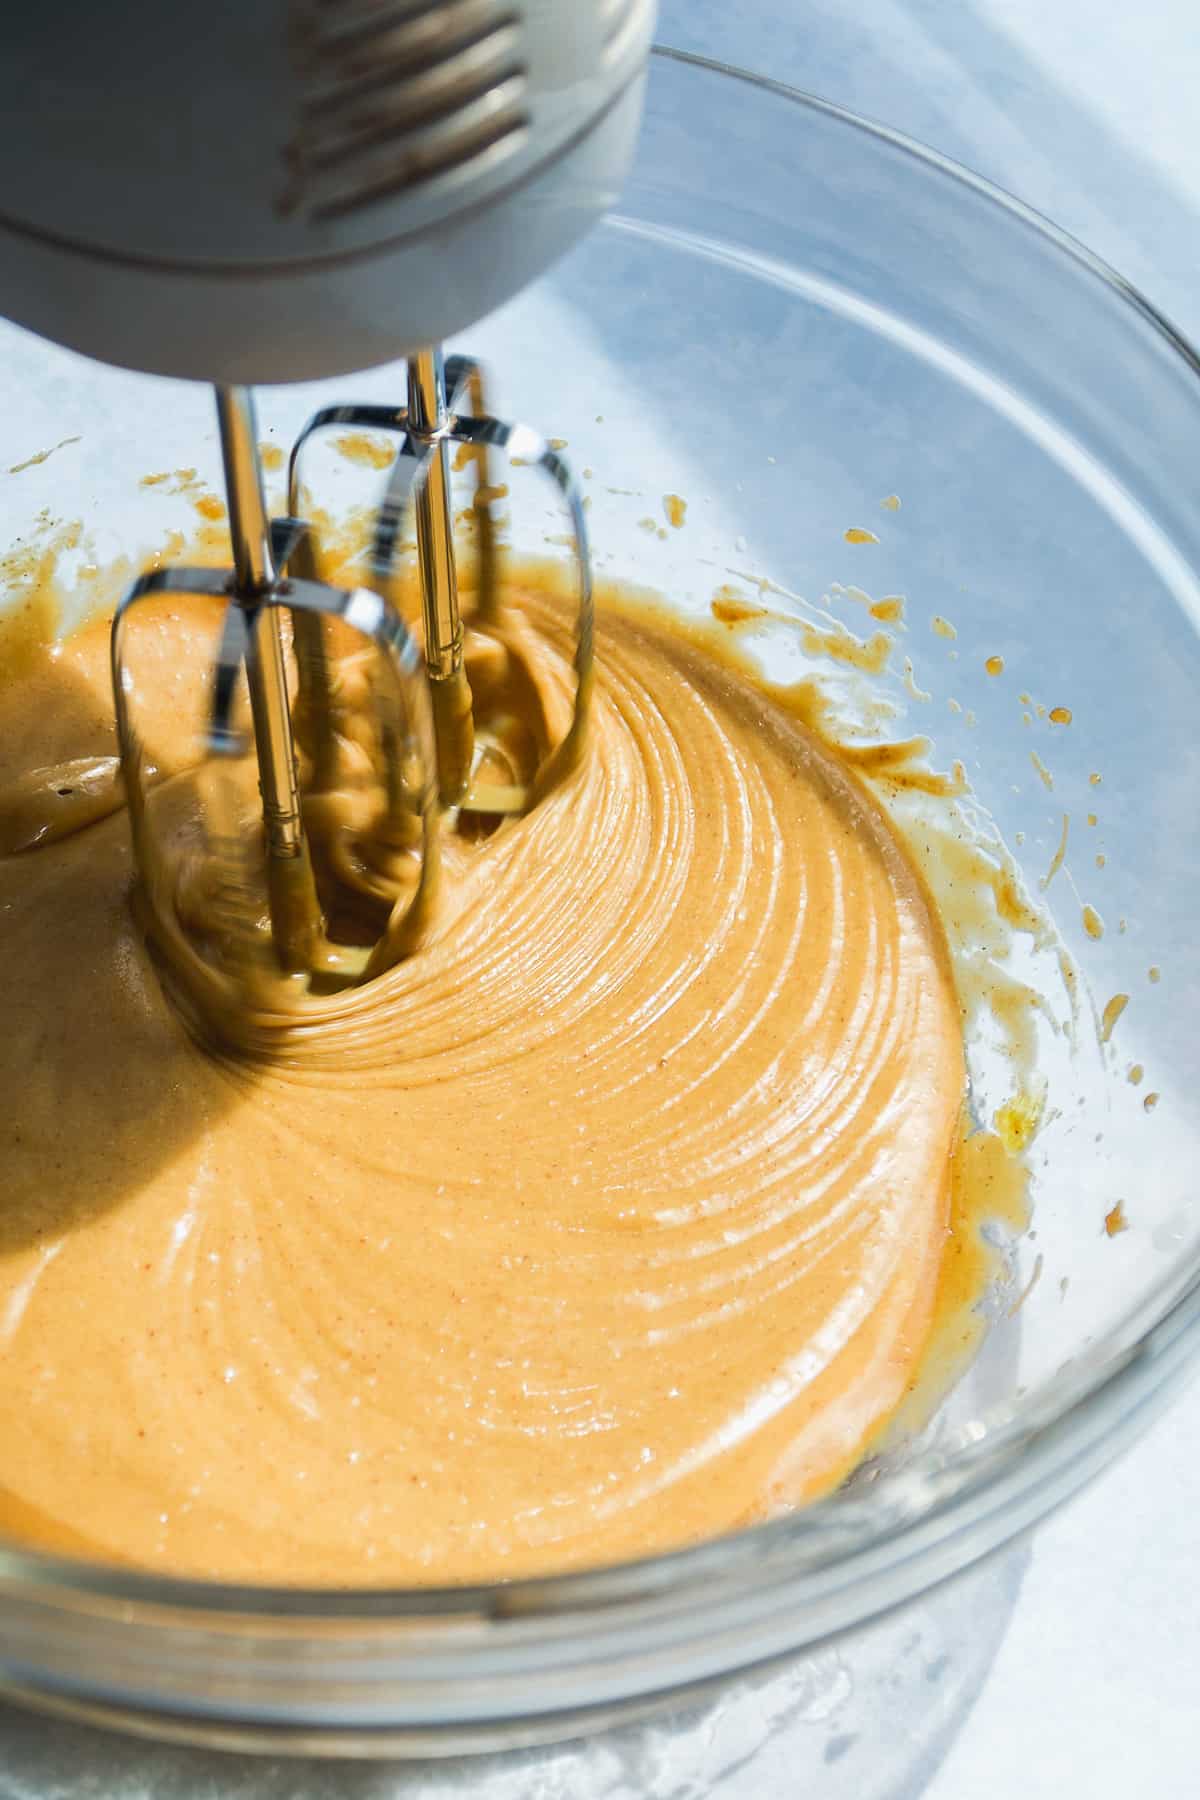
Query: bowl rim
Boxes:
[{"xmin": 4, "ymin": 40, "xmax": 1200, "ymax": 1675}]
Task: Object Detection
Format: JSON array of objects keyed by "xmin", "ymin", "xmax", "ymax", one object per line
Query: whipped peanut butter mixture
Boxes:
[{"xmin": 0, "ymin": 573, "xmax": 965, "ymax": 1583}]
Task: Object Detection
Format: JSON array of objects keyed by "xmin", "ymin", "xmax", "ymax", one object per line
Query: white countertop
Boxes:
[{"xmin": 2, "ymin": 6, "xmax": 1197, "ymax": 1795}]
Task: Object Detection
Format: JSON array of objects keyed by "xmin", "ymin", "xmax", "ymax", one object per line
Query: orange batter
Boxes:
[{"xmin": 0, "ymin": 577, "xmax": 964, "ymax": 1582}]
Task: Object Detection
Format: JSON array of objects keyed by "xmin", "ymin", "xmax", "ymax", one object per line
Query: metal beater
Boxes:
[{"xmin": 110, "ymin": 352, "xmax": 592, "ymax": 995}]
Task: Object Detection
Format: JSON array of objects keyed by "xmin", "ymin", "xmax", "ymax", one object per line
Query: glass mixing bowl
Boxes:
[{"xmin": 1, "ymin": 46, "xmax": 1199, "ymax": 1756}]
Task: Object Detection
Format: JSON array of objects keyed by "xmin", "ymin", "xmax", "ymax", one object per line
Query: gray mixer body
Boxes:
[{"xmin": 0, "ymin": 0, "xmax": 655, "ymax": 383}]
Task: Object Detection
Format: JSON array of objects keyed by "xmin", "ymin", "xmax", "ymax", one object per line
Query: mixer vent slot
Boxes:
[{"xmin": 285, "ymin": 0, "xmax": 530, "ymax": 222}]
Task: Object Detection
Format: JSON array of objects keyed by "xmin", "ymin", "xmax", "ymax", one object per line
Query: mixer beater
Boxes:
[{"xmin": 110, "ymin": 351, "xmax": 593, "ymax": 1014}]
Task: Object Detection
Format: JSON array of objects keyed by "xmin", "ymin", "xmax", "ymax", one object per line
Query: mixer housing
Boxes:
[{"xmin": 0, "ymin": 0, "xmax": 654, "ymax": 383}]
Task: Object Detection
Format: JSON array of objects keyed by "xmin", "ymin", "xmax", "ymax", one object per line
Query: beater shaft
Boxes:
[
  {"xmin": 406, "ymin": 350, "xmax": 475, "ymax": 806},
  {"xmin": 214, "ymin": 386, "xmax": 322, "ymax": 968}
]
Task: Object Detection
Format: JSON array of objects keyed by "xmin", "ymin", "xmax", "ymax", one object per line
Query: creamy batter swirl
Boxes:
[{"xmin": 0, "ymin": 581, "xmax": 962, "ymax": 1581}]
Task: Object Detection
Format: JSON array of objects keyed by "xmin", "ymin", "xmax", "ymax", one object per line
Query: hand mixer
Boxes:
[{"xmin": 0, "ymin": 0, "xmax": 654, "ymax": 1003}]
